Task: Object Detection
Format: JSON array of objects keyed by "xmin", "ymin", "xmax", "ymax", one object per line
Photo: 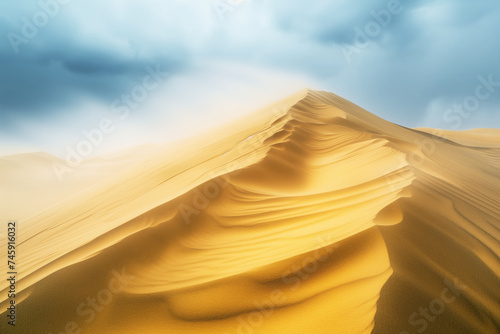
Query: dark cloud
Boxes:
[{"xmin": 0, "ymin": 0, "xmax": 499, "ymax": 139}]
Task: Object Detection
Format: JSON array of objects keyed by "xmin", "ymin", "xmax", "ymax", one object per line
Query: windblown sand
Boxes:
[{"xmin": 1, "ymin": 90, "xmax": 499, "ymax": 333}]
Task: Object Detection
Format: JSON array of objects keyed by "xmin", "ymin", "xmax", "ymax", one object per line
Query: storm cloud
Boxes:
[{"xmin": 1, "ymin": 0, "xmax": 499, "ymax": 154}]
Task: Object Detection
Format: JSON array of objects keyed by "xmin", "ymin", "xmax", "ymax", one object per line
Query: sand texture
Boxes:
[{"xmin": 1, "ymin": 90, "xmax": 499, "ymax": 333}]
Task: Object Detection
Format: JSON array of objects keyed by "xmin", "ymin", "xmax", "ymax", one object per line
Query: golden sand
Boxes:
[{"xmin": 1, "ymin": 90, "xmax": 499, "ymax": 333}]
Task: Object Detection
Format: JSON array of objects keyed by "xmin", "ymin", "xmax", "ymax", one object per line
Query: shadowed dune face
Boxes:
[{"xmin": 1, "ymin": 90, "xmax": 499, "ymax": 333}]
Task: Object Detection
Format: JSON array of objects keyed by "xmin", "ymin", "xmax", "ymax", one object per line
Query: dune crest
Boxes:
[{"xmin": 1, "ymin": 90, "xmax": 499, "ymax": 333}]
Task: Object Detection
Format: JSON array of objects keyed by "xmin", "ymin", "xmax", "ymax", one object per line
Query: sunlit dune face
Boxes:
[{"xmin": 1, "ymin": 90, "xmax": 499, "ymax": 334}]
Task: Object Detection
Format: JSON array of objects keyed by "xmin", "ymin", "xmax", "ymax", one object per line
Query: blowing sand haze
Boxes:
[{"xmin": 1, "ymin": 90, "xmax": 499, "ymax": 333}]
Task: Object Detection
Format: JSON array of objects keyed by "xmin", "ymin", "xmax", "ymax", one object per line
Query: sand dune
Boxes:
[{"xmin": 1, "ymin": 89, "xmax": 499, "ymax": 333}]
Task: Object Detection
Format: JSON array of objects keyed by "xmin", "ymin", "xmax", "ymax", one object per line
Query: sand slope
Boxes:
[{"xmin": 1, "ymin": 90, "xmax": 499, "ymax": 333}]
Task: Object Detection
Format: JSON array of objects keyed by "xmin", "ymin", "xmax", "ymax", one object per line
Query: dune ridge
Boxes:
[{"xmin": 1, "ymin": 89, "xmax": 499, "ymax": 333}]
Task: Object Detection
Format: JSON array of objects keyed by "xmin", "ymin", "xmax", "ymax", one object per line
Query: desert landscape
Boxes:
[{"xmin": 1, "ymin": 89, "xmax": 499, "ymax": 333}]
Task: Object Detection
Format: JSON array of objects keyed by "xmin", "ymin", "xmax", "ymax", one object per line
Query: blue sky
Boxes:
[{"xmin": 1, "ymin": 0, "xmax": 499, "ymax": 156}]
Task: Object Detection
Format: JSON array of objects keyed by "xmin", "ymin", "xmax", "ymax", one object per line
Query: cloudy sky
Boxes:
[{"xmin": 1, "ymin": 0, "xmax": 499, "ymax": 157}]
